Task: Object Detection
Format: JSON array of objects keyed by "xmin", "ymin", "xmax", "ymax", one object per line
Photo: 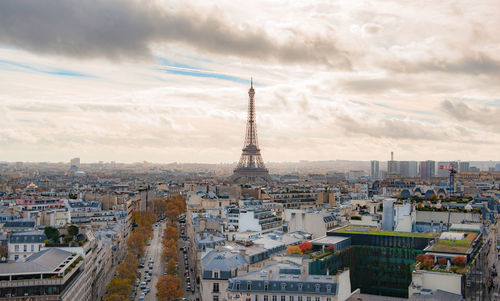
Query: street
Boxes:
[
  {"xmin": 134, "ymin": 220, "xmax": 166, "ymax": 301},
  {"xmin": 178, "ymin": 219, "xmax": 201, "ymax": 301}
]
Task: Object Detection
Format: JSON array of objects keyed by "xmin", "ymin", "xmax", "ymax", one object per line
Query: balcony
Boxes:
[{"xmin": 0, "ymin": 260, "xmax": 83, "ymax": 288}]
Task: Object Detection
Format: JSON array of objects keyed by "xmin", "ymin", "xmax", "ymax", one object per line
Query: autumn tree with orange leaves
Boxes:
[{"xmin": 156, "ymin": 275, "xmax": 183, "ymax": 301}]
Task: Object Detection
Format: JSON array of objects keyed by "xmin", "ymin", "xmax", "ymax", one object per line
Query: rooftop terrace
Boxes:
[
  {"xmin": 333, "ymin": 226, "xmax": 437, "ymax": 238},
  {"xmin": 427, "ymin": 232, "xmax": 477, "ymax": 254}
]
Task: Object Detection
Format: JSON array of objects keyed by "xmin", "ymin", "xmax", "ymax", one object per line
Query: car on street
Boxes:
[
  {"xmin": 144, "ymin": 288, "xmax": 150, "ymax": 295},
  {"xmin": 140, "ymin": 282, "xmax": 147, "ymax": 289}
]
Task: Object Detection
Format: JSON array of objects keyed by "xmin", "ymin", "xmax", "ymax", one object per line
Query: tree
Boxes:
[
  {"xmin": 416, "ymin": 254, "xmax": 426, "ymax": 263},
  {"xmin": 164, "ymin": 227, "xmax": 178, "ymax": 242},
  {"xmin": 44, "ymin": 226, "xmax": 60, "ymax": 243},
  {"xmin": 117, "ymin": 253, "xmax": 139, "ymax": 282},
  {"xmin": 423, "ymin": 258, "xmax": 434, "ymax": 268},
  {"xmin": 327, "ymin": 245, "xmax": 335, "ymax": 252},
  {"xmin": 68, "ymin": 224, "xmax": 79, "ymax": 237},
  {"xmin": 438, "ymin": 257, "xmax": 447, "ymax": 265},
  {"xmin": 451, "ymin": 256, "xmax": 466, "ymax": 267},
  {"xmin": 127, "ymin": 231, "xmax": 146, "ymax": 257},
  {"xmin": 286, "ymin": 245, "xmax": 302, "ymax": 255},
  {"xmin": 156, "ymin": 275, "xmax": 183, "ymax": 301},
  {"xmin": 104, "ymin": 277, "xmax": 132, "ymax": 300},
  {"xmin": 166, "ymin": 258, "xmax": 177, "ymax": 275},
  {"xmin": 298, "ymin": 242, "xmax": 312, "ymax": 253},
  {"xmin": 163, "ymin": 244, "xmax": 179, "ymax": 262}
]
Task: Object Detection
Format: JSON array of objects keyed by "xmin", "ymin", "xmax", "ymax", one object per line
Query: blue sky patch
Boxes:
[{"xmin": 0, "ymin": 59, "xmax": 94, "ymax": 78}]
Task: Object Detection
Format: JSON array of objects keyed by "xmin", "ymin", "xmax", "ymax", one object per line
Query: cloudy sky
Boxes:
[{"xmin": 1, "ymin": 0, "xmax": 499, "ymax": 163}]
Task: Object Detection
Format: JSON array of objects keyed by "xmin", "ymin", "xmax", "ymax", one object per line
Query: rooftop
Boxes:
[
  {"xmin": 332, "ymin": 226, "xmax": 437, "ymax": 238},
  {"xmin": 201, "ymin": 250, "xmax": 248, "ymax": 272},
  {"xmin": 427, "ymin": 232, "xmax": 477, "ymax": 254},
  {"xmin": 0, "ymin": 248, "xmax": 76, "ymax": 275},
  {"xmin": 228, "ymin": 261, "xmax": 339, "ymax": 295}
]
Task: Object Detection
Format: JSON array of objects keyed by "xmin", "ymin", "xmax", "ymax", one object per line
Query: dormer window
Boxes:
[
  {"xmin": 281, "ymin": 283, "xmax": 286, "ymax": 290},
  {"xmin": 247, "ymin": 282, "xmax": 251, "ymax": 290},
  {"xmin": 298, "ymin": 283, "xmax": 303, "ymax": 291},
  {"xmin": 326, "ymin": 285, "xmax": 332, "ymax": 292},
  {"xmin": 315, "ymin": 284, "xmax": 320, "ymax": 292},
  {"xmin": 264, "ymin": 282, "xmax": 268, "ymax": 291},
  {"xmin": 236, "ymin": 282, "xmax": 240, "ymax": 290},
  {"xmin": 213, "ymin": 271, "xmax": 219, "ymax": 278}
]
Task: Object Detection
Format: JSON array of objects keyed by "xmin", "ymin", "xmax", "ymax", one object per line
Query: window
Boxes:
[
  {"xmin": 327, "ymin": 298, "xmax": 331, "ymax": 301},
  {"xmin": 23, "ymin": 245, "xmax": 27, "ymax": 252},
  {"xmin": 307, "ymin": 297, "xmax": 311, "ymax": 301},
  {"xmin": 281, "ymin": 296, "xmax": 285, "ymax": 301},
  {"xmin": 315, "ymin": 298, "xmax": 320, "ymax": 301},
  {"xmin": 213, "ymin": 296, "xmax": 219, "ymax": 301},
  {"xmin": 255, "ymin": 296, "xmax": 259, "ymax": 301},
  {"xmin": 14, "ymin": 255, "xmax": 19, "ymax": 260},
  {"xmin": 31, "ymin": 245, "xmax": 34, "ymax": 252},
  {"xmin": 248, "ymin": 282, "xmax": 251, "ymax": 290},
  {"xmin": 213, "ymin": 272, "xmax": 219, "ymax": 279},
  {"xmin": 290, "ymin": 297, "xmax": 294, "ymax": 301},
  {"xmin": 236, "ymin": 282, "xmax": 240, "ymax": 290},
  {"xmin": 298, "ymin": 297, "xmax": 302, "ymax": 301},
  {"xmin": 272, "ymin": 296, "xmax": 277, "ymax": 301},
  {"xmin": 213, "ymin": 283, "xmax": 219, "ymax": 293},
  {"xmin": 15, "ymin": 245, "xmax": 19, "ymax": 252},
  {"xmin": 264, "ymin": 296, "xmax": 268, "ymax": 301},
  {"xmin": 264, "ymin": 283, "xmax": 268, "ymax": 291},
  {"xmin": 298, "ymin": 283, "xmax": 303, "ymax": 291},
  {"xmin": 315, "ymin": 284, "xmax": 320, "ymax": 292}
]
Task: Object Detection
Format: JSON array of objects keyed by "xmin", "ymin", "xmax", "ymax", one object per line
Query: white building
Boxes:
[
  {"xmin": 8, "ymin": 230, "xmax": 46, "ymax": 261},
  {"xmin": 284, "ymin": 209, "xmax": 338, "ymax": 239}
]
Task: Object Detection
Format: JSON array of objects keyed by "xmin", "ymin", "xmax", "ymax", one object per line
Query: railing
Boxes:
[
  {"xmin": 0, "ymin": 295, "xmax": 60, "ymax": 301},
  {"xmin": 0, "ymin": 261, "xmax": 83, "ymax": 288}
]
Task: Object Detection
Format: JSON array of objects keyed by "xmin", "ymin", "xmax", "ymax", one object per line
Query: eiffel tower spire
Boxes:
[{"xmin": 230, "ymin": 79, "xmax": 271, "ymax": 183}]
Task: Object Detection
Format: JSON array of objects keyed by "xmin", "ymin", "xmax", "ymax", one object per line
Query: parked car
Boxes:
[{"xmin": 140, "ymin": 282, "xmax": 147, "ymax": 289}]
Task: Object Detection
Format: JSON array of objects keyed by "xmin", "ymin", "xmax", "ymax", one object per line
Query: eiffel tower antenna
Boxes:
[{"xmin": 230, "ymin": 79, "xmax": 271, "ymax": 183}]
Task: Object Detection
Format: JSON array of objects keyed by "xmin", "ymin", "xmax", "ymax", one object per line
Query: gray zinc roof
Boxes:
[
  {"xmin": 9, "ymin": 230, "xmax": 47, "ymax": 244},
  {"xmin": 201, "ymin": 250, "xmax": 248, "ymax": 273},
  {"xmin": 0, "ymin": 248, "xmax": 73, "ymax": 275}
]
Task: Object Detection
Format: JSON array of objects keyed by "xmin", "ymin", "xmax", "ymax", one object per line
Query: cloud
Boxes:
[
  {"xmin": 0, "ymin": 0, "xmax": 351, "ymax": 68},
  {"xmin": 388, "ymin": 53, "xmax": 500, "ymax": 76},
  {"xmin": 440, "ymin": 99, "xmax": 500, "ymax": 130},
  {"xmin": 334, "ymin": 112, "xmax": 486, "ymax": 143}
]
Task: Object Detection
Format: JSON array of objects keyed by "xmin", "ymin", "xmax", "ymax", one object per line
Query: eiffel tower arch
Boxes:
[{"xmin": 230, "ymin": 79, "xmax": 272, "ymax": 183}]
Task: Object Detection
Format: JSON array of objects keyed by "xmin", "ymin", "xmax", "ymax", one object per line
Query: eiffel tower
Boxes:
[{"xmin": 230, "ymin": 79, "xmax": 272, "ymax": 183}]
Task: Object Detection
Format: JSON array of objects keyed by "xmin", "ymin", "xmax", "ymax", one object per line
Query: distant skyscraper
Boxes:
[
  {"xmin": 387, "ymin": 152, "xmax": 399, "ymax": 175},
  {"xmin": 230, "ymin": 80, "xmax": 271, "ymax": 183},
  {"xmin": 459, "ymin": 162, "xmax": 470, "ymax": 173},
  {"xmin": 496, "ymin": 164, "xmax": 500, "ymax": 172},
  {"xmin": 419, "ymin": 160, "xmax": 435, "ymax": 178},
  {"xmin": 399, "ymin": 161, "xmax": 418, "ymax": 178},
  {"xmin": 69, "ymin": 157, "xmax": 80, "ymax": 172},
  {"xmin": 371, "ymin": 160, "xmax": 380, "ymax": 179}
]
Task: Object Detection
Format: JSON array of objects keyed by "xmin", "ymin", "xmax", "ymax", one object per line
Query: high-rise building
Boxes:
[
  {"xmin": 399, "ymin": 161, "xmax": 418, "ymax": 178},
  {"xmin": 70, "ymin": 157, "xmax": 80, "ymax": 172},
  {"xmin": 459, "ymin": 162, "xmax": 470, "ymax": 173},
  {"xmin": 370, "ymin": 160, "xmax": 380, "ymax": 179},
  {"xmin": 419, "ymin": 160, "xmax": 435, "ymax": 178},
  {"xmin": 388, "ymin": 152, "xmax": 399, "ymax": 175}
]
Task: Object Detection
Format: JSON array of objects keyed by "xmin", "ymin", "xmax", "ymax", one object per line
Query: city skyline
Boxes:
[{"xmin": 1, "ymin": 0, "xmax": 499, "ymax": 163}]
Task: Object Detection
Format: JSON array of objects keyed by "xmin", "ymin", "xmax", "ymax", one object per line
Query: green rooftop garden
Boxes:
[
  {"xmin": 334, "ymin": 226, "xmax": 437, "ymax": 238},
  {"xmin": 428, "ymin": 232, "xmax": 476, "ymax": 253}
]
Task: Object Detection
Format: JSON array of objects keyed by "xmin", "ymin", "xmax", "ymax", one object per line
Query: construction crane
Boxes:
[{"xmin": 439, "ymin": 163, "xmax": 457, "ymax": 197}]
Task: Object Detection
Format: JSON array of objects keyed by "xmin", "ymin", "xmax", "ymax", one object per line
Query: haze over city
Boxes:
[{"xmin": 1, "ymin": 0, "xmax": 499, "ymax": 164}]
